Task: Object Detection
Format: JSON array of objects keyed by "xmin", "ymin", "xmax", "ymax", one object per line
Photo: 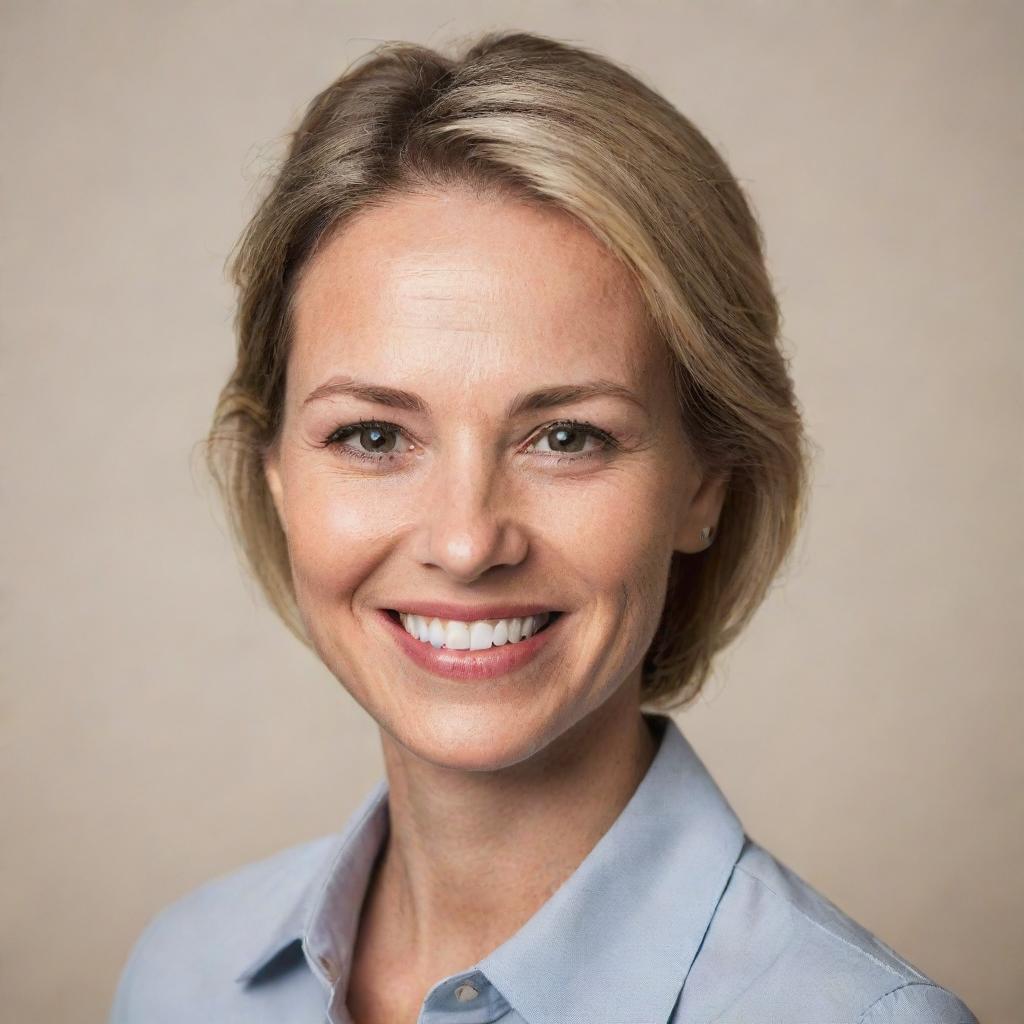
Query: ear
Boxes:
[
  {"xmin": 263, "ymin": 443, "xmax": 287, "ymax": 535},
  {"xmin": 673, "ymin": 468, "xmax": 729, "ymax": 554}
]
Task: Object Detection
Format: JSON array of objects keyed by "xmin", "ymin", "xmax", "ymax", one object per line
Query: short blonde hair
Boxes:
[{"xmin": 205, "ymin": 29, "xmax": 811, "ymax": 710}]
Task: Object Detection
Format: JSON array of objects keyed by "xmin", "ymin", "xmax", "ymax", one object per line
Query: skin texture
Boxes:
[{"xmin": 263, "ymin": 187, "xmax": 728, "ymax": 1022}]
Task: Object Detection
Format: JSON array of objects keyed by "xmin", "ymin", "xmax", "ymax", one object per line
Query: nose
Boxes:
[{"xmin": 417, "ymin": 440, "xmax": 529, "ymax": 583}]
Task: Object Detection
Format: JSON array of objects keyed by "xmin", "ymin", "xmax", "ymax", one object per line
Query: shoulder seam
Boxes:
[
  {"xmin": 733, "ymin": 863, "xmax": 911, "ymax": 984},
  {"xmin": 855, "ymin": 981, "xmax": 970, "ymax": 1024}
]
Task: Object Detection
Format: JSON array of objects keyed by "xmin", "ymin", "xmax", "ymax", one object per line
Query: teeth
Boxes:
[
  {"xmin": 447, "ymin": 621, "xmax": 471, "ymax": 650},
  {"xmin": 468, "ymin": 621, "xmax": 490, "ymax": 650},
  {"xmin": 398, "ymin": 612, "xmax": 553, "ymax": 650},
  {"xmin": 428, "ymin": 618, "xmax": 445, "ymax": 648}
]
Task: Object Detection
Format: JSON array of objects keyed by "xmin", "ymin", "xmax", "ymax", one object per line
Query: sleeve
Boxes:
[{"xmin": 857, "ymin": 982, "xmax": 979, "ymax": 1024}]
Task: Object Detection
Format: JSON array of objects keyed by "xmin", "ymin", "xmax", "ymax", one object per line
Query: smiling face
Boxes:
[{"xmin": 263, "ymin": 186, "xmax": 727, "ymax": 772}]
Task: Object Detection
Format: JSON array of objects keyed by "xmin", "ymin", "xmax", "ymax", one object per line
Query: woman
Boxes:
[{"xmin": 110, "ymin": 30, "xmax": 978, "ymax": 1024}]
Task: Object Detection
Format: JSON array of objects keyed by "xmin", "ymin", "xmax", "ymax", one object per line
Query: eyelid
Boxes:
[
  {"xmin": 524, "ymin": 418, "xmax": 618, "ymax": 453},
  {"xmin": 321, "ymin": 419, "xmax": 417, "ymax": 457}
]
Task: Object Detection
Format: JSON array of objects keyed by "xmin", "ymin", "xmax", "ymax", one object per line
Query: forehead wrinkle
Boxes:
[
  {"xmin": 381, "ymin": 262, "xmax": 508, "ymax": 338},
  {"xmin": 389, "ymin": 260, "xmax": 497, "ymax": 297}
]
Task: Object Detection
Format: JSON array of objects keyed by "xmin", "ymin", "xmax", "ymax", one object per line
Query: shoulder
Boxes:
[
  {"xmin": 681, "ymin": 838, "xmax": 978, "ymax": 1023},
  {"xmin": 108, "ymin": 834, "xmax": 338, "ymax": 1023}
]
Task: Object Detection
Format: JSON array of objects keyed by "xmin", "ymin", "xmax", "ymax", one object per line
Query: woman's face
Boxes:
[{"xmin": 264, "ymin": 188, "xmax": 726, "ymax": 771}]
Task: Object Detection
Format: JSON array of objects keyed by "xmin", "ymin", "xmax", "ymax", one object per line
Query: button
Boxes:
[{"xmin": 454, "ymin": 982, "xmax": 480, "ymax": 1002}]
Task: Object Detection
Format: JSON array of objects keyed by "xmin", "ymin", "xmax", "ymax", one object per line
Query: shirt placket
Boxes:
[
  {"xmin": 418, "ymin": 969, "xmax": 512, "ymax": 1024},
  {"xmin": 322, "ymin": 966, "xmax": 512, "ymax": 1024}
]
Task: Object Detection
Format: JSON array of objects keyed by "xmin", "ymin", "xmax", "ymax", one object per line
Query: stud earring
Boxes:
[{"xmin": 699, "ymin": 525, "xmax": 715, "ymax": 545}]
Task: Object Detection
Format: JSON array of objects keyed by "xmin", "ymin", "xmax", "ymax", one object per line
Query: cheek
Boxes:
[
  {"xmin": 545, "ymin": 471, "xmax": 675, "ymax": 620},
  {"xmin": 282, "ymin": 468, "xmax": 402, "ymax": 602}
]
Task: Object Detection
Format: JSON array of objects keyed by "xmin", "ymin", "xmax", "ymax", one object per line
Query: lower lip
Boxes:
[{"xmin": 377, "ymin": 609, "xmax": 563, "ymax": 681}]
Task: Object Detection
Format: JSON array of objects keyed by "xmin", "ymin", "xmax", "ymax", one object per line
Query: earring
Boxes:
[{"xmin": 699, "ymin": 525, "xmax": 715, "ymax": 545}]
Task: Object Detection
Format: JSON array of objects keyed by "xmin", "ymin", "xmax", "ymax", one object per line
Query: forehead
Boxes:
[{"xmin": 288, "ymin": 188, "xmax": 658, "ymax": 394}]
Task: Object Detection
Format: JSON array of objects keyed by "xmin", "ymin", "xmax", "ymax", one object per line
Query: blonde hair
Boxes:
[{"xmin": 205, "ymin": 29, "xmax": 812, "ymax": 710}]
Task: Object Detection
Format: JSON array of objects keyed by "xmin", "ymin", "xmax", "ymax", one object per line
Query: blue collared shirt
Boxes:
[{"xmin": 109, "ymin": 713, "xmax": 978, "ymax": 1023}]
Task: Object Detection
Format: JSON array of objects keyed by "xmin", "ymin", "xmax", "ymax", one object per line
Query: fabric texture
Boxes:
[{"xmin": 109, "ymin": 712, "xmax": 978, "ymax": 1023}]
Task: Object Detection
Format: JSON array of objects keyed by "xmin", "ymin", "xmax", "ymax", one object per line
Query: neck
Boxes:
[{"xmin": 359, "ymin": 682, "xmax": 660, "ymax": 986}]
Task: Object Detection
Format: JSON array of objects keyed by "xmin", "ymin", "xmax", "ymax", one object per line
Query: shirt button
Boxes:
[{"xmin": 454, "ymin": 982, "xmax": 480, "ymax": 1002}]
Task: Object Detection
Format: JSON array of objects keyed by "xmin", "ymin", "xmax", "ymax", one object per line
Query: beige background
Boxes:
[{"xmin": 2, "ymin": 2, "xmax": 1020, "ymax": 1021}]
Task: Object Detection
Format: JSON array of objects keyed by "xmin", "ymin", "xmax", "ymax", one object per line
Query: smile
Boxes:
[
  {"xmin": 378, "ymin": 608, "xmax": 565, "ymax": 681},
  {"xmin": 389, "ymin": 609, "xmax": 560, "ymax": 650}
]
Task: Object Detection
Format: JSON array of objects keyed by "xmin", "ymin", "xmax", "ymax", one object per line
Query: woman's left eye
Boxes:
[
  {"xmin": 320, "ymin": 419, "xmax": 618, "ymax": 465},
  {"xmin": 526, "ymin": 420, "xmax": 618, "ymax": 459}
]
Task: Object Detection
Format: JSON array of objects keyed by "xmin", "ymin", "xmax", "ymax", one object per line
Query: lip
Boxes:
[
  {"xmin": 377, "ymin": 607, "xmax": 564, "ymax": 681},
  {"xmin": 381, "ymin": 601, "xmax": 560, "ymax": 621}
]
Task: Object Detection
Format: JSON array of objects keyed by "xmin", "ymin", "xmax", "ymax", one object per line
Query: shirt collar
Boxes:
[
  {"xmin": 235, "ymin": 712, "xmax": 746, "ymax": 1024},
  {"xmin": 232, "ymin": 776, "xmax": 390, "ymax": 986}
]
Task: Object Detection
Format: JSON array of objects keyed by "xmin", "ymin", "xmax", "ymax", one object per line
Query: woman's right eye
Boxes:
[{"xmin": 322, "ymin": 420, "xmax": 414, "ymax": 463}]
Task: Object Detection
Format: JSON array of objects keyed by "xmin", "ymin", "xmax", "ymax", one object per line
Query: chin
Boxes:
[{"xmin": 385, "ymin": 704, "xmax": 558, "ymax": 773}]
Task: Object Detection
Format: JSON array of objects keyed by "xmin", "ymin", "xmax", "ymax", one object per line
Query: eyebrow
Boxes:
[{"xmin": 302, "ymin": 375, "xmax": 647, "ymax": 418}]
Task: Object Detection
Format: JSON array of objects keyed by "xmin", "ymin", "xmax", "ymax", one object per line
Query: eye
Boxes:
[
  {"xmin": 322, "ymin": 420, "xmax": 413, "ymax": 463},
  {"xmin": 320, "ymin": 417, "xmax": 620, "ymax": 466},
  {"xmin": 527, "ymin": 420, "xmax": 619, "ymax": 461}
]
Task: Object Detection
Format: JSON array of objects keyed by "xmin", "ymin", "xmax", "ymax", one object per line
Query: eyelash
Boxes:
[{"xmin": 319, "ymin": 418, "xmax": 621, "ymax": 466}]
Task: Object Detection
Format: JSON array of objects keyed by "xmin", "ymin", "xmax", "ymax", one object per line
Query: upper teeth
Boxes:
[{"xmin": 398, "ymin": 612, "xmax": 552, "ymax": 650}]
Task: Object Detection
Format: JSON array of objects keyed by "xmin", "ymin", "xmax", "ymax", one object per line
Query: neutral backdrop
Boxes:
[{"xmin": 3, "ymin": 2, "xmax": 1020, "ymax": 1021}]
